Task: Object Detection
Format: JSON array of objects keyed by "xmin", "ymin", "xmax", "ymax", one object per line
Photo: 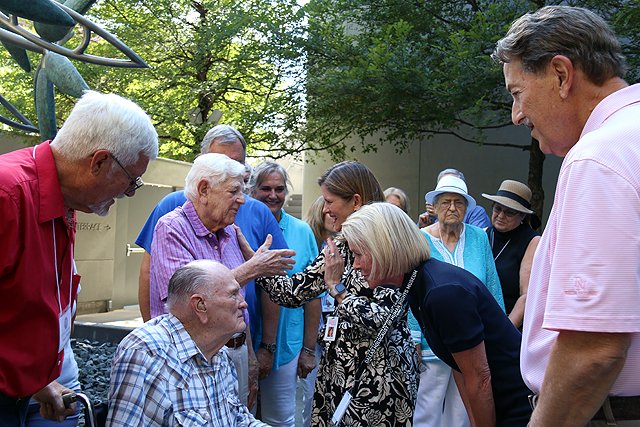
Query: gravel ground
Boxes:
[{"xmin": 72, "ymin": 339, "xmax": 118, "ymax": 426}]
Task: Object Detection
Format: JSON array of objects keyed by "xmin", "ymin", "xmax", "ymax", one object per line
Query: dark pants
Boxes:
[{"xmin": 0, "ymin": 392, "xmax": 30, "ymax": 427}]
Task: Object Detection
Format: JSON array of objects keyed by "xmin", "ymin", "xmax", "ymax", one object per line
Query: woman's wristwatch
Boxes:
[{"xmin": 330, "ymin": 282, "xmax": 347, "ymax": 297}]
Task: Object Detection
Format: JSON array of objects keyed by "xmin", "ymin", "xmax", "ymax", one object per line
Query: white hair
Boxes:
[
  {"xmin": 50, "ymin": 91, "xmax": 158, "ymax": 166},
  {"xmin": 184, "ymin": 153, "xmax": 245, "ymax": 202}
]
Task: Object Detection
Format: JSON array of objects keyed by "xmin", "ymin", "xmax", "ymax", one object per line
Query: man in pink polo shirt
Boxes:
[{"xmin": 493, "ymin": 6, "xmax": 640, "ymax": 427}]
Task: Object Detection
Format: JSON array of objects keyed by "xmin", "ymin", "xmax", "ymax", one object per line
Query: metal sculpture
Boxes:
[{"xmin": 0, "ymin": 0, "xmax": 148, "ymax": 140}]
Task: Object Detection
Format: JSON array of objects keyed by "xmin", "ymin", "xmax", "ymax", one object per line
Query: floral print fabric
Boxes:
[{"xmin": 258, "ymin": 242, "xmax": 419, "ymax": 426}]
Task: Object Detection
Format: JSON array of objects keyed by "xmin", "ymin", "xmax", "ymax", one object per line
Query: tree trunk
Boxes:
[{"xmin": 527, "ymin": 138, "xmax": 545, "ymax": 228}]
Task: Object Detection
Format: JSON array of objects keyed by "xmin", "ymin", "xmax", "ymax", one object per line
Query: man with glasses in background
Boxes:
[{"xmin": 0, "ymin": 91, "xmax": 158, "ymax": 426}]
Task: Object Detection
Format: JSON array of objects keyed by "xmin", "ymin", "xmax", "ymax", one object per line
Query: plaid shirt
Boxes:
[{"xmin": 107, "ymin": 314, "xmax": 268, "ymax": 426}]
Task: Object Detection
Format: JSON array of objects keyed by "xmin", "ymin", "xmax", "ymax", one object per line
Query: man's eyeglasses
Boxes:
[
  {"xmin": 111, "ymin": 154, "xmax": 144, "ymax": 194},
  {"xmin": 492, "ymin": 203, "xmax": 519, "ymax": 218}
]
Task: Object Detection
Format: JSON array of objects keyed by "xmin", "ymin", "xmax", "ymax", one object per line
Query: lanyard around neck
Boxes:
[
  {"xmin": 36, "ymin": 144, "xmax": 74, "ymax": 314},
  {"xmin": 52, "ymin": 219, "xmax": 74, "ymax": 314}
]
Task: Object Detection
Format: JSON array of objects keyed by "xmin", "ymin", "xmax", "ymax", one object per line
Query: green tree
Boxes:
[
  {"xmin": 303, "ymin": 0, "xmax": 639, "ymax": 216},
  {"xmin": 1, "ymin": 0, "xmax": 309, "ymax": 161},
  {"xmin": 76, "ymin": 0, "xmax": 308, "ymax": 161}
]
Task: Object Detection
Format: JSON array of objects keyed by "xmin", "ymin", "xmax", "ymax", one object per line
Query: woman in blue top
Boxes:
[
  {"xmin": 419, "ymin": 174, "xmax": 504, "ymax": 427},
  {"xmin": 338, "ymin": 203, "xmax": 531, "ymax": 427},
  {"xmin": 248, "ymin": 162, "xmax": 319, "ymax": 426}
]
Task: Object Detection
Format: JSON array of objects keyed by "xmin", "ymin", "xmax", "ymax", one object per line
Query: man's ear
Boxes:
[
  {"xmin": 197, "ymin": 179, "xmax": 210, "ymax": 199},
  {"xmin": 89, "ymin": 150, "xmax": 111, "ymax": 177},
  {"xmin": 550, "ymin": 55, "xmax": 574, "ymax": 99},
  {"xmin": 191, "ymin": 294, "xmax": 208, "ymax": 323}
]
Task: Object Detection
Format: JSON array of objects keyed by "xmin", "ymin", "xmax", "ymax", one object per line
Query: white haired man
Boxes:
[
  {"xmin": 135, "ymin": 125, "xmax": 289, "ymax": 409},
  {"xmin": 148, "ymin": 153, "xmax": 294, "ymax": 413},
  {"xmin": 0, "ymin": 91, "xmax": 157, "ymax": 425}
]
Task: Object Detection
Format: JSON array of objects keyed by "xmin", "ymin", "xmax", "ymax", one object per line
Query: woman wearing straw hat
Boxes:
[
  {"xmin": 418, "ymin": 174, "xmax": 504, "ymax": 427},
  {"xmin": 482, "ymin": 180, "xmax": 541, "ymax": 330}
]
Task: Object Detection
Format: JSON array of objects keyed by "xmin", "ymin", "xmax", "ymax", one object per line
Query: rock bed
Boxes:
[{"xmin": 72, "ymin": 339, "xmax": 118, "ymax": 426}]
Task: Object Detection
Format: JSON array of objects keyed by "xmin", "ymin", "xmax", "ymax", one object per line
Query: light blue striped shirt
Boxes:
[{"xmin": 107, "ymin": 314, "xmax": 268, "ymax": 426}]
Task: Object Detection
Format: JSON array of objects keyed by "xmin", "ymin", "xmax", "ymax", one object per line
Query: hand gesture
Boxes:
[
  {"xmin": 323, "ymin": 238, "xmax": 345, "ymax": 288},
  {"xmin": 250, "ymin": 235, "xmax": 296, "ymax": 277}
]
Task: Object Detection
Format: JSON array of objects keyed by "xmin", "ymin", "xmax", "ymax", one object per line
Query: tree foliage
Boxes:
[
  {"xmin": 303, "ymin": 0, "xmax": 639, "ymax": 213},
  {"xmin": 303, "ymin": 0, "xmax": 531, "ymax": 159},
  {"xmin": 83, "ymin": 0, "xmax": 310, "ymax": 161},
  {"xmin": 2, "ymin": 0, "xmax": 638, "ymax": 173},
  {"xmin": 1, "ymin": 0, "xmax": 309, "ymax": 161}
]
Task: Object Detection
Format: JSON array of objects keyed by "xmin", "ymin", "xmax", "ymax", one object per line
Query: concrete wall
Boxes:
[{"xmin": 302, "ymin": 125, "xmax": 563, "ymax": 225}]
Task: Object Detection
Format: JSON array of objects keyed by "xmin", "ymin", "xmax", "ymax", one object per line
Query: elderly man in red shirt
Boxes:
[{"xmin": 0, "ymin": 91, "xmax": 158, "ymax": 426}]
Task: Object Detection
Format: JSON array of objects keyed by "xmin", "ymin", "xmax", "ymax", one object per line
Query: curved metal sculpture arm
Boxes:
[
  {"xmin": 0, "ymin": 94, "xmax": 38, "ymax": 133},
  {"xmin": 0, "ymin": 6, "xmax": 148, "ymax": 68}
]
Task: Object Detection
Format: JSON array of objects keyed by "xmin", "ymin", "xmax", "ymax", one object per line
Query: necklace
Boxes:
[{"xmin": 490, "ymin": 229, "xmax": 510, "ymax": 261}]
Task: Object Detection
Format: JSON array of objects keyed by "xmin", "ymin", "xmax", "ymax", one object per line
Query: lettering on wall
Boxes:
[{"xmin": 77, "ymin": 222, "xmax": 112, "ymax": 232}]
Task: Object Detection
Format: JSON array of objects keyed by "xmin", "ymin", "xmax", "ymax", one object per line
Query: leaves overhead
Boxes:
[
  {"xmin": 81, "ymin": 0, "xmax": 308, "ymax": 161},
  {"xmin": 2, "ymin": 0, "xmax": 638, "ymax": 162},
  {"xmin": 303, "ymin": 0, "xmax": 639, "ymax": 158}
]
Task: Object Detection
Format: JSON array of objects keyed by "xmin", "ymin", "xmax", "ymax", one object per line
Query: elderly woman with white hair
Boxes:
[{"xmin": 334, "ymin": 203, "xmax": 532, "ymax": 427}]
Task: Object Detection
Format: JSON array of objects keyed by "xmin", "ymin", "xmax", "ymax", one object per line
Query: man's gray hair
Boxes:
[
  {"xmin": 50, "ymin": 91, "xmax": 158, "ymax": 166},
  {"xmin": 200, "ymin": 124, "xmax": 247, "ymax": 154},
  {"xmin": 184, "ymin": 153, "xmax": 245, "ymax": 202},
  {"xmin": 437, "ymin": 168, "xmax": 465, "ymax": 183},
  {"xmin": 247, "ymin": 161, "xmax": 291, "ymax": 196},
  {"xmin": 492, "ymin": 5, "xmax": 626, "ymax": 85},
  {"xmin": 166, "ymin": 260, "xmax": 219, "ymax": 310}
]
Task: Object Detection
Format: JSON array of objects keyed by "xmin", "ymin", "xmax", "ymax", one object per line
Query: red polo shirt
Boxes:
[{"xmin": 0, "ymin": 142, "xmax": 79, "ymax": 397}]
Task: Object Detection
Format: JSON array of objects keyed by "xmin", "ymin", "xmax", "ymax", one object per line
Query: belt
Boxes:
[
  {"xmin": 225, "ymin": 332, "xmax": 246, "ymax": 349},
  {"xmin": 530, "ymin": 395, "xmax": 640, "ymax": 422},
  {"xmin": 0, "ymin": 391, "xmax": 29, "ymax": 407},
  {"xmin": 593, "ymin": 396, "xmax": 640, "ymax": 421}
]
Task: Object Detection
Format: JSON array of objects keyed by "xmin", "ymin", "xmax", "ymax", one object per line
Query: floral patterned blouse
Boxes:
[{"xmin": 258, "ymin": 241, "xmax": 419, "ymax": 426}]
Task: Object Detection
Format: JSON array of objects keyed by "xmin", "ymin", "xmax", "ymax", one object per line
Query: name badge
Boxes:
[
  {"xmin": 324, "ymin": 316, "xmax": 338, "ymax": 342},
  {"xmin": 58, "ymin": 305, "xmax": 72, "ymax": 353}
]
